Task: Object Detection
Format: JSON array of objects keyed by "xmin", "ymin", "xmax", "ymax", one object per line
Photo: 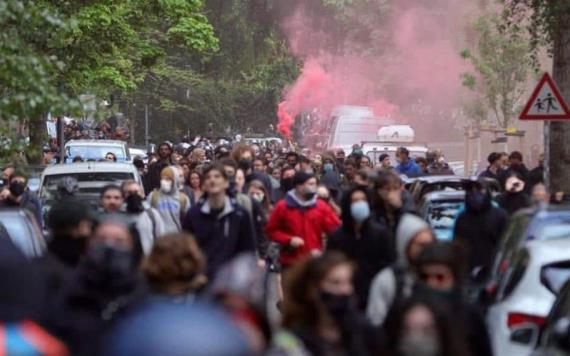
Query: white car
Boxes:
[
  {"xmin": 39, "ymin": 162, "xmax": 142, "ymax": 214},
  {"xmin": 487, "ymin": 238, "xmax": 570, "ymax": 356}
]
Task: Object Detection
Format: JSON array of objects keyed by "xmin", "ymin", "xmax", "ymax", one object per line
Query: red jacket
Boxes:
[{"xmin": 266, "ymin": 192, "xmax": 341, "ymax": 267}]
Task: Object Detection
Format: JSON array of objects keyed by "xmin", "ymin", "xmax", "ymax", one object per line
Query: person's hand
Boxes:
[
  {"xmin": 387, "ymin": 190, "xmax": 403, "ymax": 209},
  {"xmin": 310, "ymin": 249, "xmax": 322, "ymax": 257},
  {"xmin": 290, "ymin": 237, "xmax": 305, "ymax": 248},
  {"xmin": 0, "ymin": 188, "xmax": 10, "ymax": 201},
  {"xmin": 257, "ymin": 259, "xmax": 267, "ymax": 268}
]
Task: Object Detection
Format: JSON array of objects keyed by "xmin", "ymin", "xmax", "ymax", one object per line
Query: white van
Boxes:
[
  {"xmin": 326, "ymin": 106, "xmax": 394, "ymax": 154},
  {"xmin": 65, "ymin": 139, "xmax": 130, "ymax": 163}
]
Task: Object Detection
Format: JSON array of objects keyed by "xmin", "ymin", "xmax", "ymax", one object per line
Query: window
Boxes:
[
  {"xmin": 541, "ymin": 261, "xmax": 570, "ymax": 294},
  {"xmin": 66, "ymin": 145, "xmax": 126, "ymax": 162}
]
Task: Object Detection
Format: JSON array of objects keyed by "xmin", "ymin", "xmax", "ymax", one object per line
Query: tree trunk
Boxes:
[
  {"xmin": 549, "ymin": 6, "xmax": 570, "ymax": 192},
  {"xmin": 28, "ymin": 114, "xmax": 45, "ymax": 165}
]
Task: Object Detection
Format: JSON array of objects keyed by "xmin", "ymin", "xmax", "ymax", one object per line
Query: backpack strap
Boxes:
[{"xmin": 392, "ymin": 264, "xmax": 406, "ymax": 303}]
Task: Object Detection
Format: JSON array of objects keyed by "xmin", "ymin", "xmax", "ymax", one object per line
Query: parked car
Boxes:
[
  {"xmin": 38, "ymin": 162, "xmax": 142, "ymax": 217},
  {"xmin": 487, "ymin": 237, "xmax": 570, "ymax": 356},
  {"xmin": 532, "ymin": 280, "xmax": 570, "ymax": 356},
  {"xmin": 0, "ymin": 209, "xmax": 46, "ymax": 258},
  {"xmin": 418, "ymin": 190, "xmax": 464, "ymax": 240},
  {"xmin": 408, "ymin": 176, "xmax": 469, "ymax": 203},
  {"xmin": 484, "ymin": 208, "xmax": 570, "ymax": 302},
  {"xmin": 65, "ymin": 139, "xmax": 130, "ymax": 163}
]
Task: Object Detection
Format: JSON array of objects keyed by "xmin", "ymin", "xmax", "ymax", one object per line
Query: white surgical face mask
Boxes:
[
  {"xmin": 160, "ymin": 179, "xmax": 173, "ymax": 193},
  {"xmin": 251, "ymin": 192, "xmax": 264, "ymax": 203}
]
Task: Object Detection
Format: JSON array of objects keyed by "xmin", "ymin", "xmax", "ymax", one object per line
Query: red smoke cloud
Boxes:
[{"xmin": 277, "ymin": 0, "xmax": 476, "ymax": 140}]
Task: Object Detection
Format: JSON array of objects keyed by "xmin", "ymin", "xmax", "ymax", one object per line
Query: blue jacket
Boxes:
[
  {"xmin": 395, "ymin": 160, "xmax": 423, "ymax": 178},
  {"xmin": 182, "ymin": 196, "xmax": 256, "ymax": 279}
]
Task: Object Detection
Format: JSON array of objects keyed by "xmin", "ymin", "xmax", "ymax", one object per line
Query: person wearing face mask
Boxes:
[
  {"xmin": 274, "ymin": 166, "xmax": 297, "ymax": 202},
  {"xmin": 147, "ymin": 166, "xmax": 190, "ymax": 234},
  {"xmin": 266, "ymin": 172, "xmax": 341, "ymax": 269},
  {"xmin": 121, "ymin": 180, "xmax": 165, "ymax": 255},
  {"xmin": 497, "ymin": 151, "xmax": 530, "ymax": 191},
  {"xmin": 367, "ymin": 213, "xmax": 435, "ymax": 326},
  {"xmin": 51, "ymin": 217, "xmax": 146, "ymax": 356},
  {"xmin": 269, "ymin": 253, "xmax": 376, "ymax": 356},
  {"xmin": 453, "ymin": 179, "xmax": 508, "ymax": 277},
  {"xmin": 327, "ymin": 186, "xmax": 395, "ymax": 310},
  {"xmin": 383, "ymin": 296, "xmax": 471, "ymax": 356},
  {"xmin": 247, "ymin": 180, "xmax": 272, "ymax": 262},
  {"xmin": 232, "ymin": 145, "xmax": 273, "ymax": 199},
  {"xmin": 496, "ymin": 174, "xmax": 532, "ymax": 216},
  {"xmin": 412, "ymin": 242, "xmax": 492, "ymax": 356},
  {"xmin": 320, "ymin": 156, "xmax": 341, "ymax": 200},
  {"xmin": 0, "ymin": 170, "xmax": 43, "ymax": 228}
]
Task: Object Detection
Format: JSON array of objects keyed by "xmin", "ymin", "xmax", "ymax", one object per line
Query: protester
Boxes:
[
  {"xmin": 395, "ymin": 147, "xmax": 423, "ymax": 177},
  {"xmin": 531, "ymin": 182, "xmax": 550, "ymax": 208},
  {"xmin": 105, "ymin": 152, "xmax": 117, "ymax": 162},
  {"xmin": 0, "ymin": 169, "xmax": 42, "ymax": 227},
  {"xmin": 382, "ymin": 296, "xmax": 472, "ymax": 356},
  {"xmin": 496, "ymin": 174, "xmax": 532, "ymax": 215},
  {"xmin": 327, "ymin": 186, "xmax": 395, "ymax": 310},
  {"xmin": 122, "ymin": 180, "xmax": 165, "ymax": 255},
  {"xmin": 270, "ymin": 253, "xmax": 376, "ymax": 355},
  {"xmin": 182, "ymin": 164, "xmax": 256, "ymax": 280},
  {"xmin": 427, "ymin": 156, "xmax": 454, "ymax": 176},
  {"xmin": 528, "ymin": 152, "xmax": 545, "ymax": 188},
  {"xmin": 266, "ymin": 171, "xmax": 341, "ymax": 269},
  {"xmin": 378, "ymin": 153, "xmax": 392, "ymax": 170},
  {"xmin": 147, "ymin": 166, "xmax": 189, "ymax": 233},
  {"xmin": 373, "ymin": 170, "xmax": 415, "ymax": 235},
  {"xmin": 142, "ymin": 234, "xmax": 207, "ymax": 303},
  {"xmin": 413, "ymin": 242, "xmax": 493, "ymax": 356},
  {"xmin": 51, "ymin": 217, "xmax": 146, "ymax": 356},
  {"xmin": 367, "ymin": 213, "xmax": 435, "ymax": 326},
  {"xmin": 453, "ymin": 179, "xmax": 508, "ymax": 276},
  {"xmin": 478, "ymin": 152, "xmax": 502, "ymax": 181},
  {"xmin": 147, "ymin": 142, "xmax": 174, "ymax": 190},
  {"xmin": 497, "ymin": 150, "xmax": 529, "ymax": 189},
  {"xmin": 99, "ymin": 185, "xmax": 124, "ymax": 215}
]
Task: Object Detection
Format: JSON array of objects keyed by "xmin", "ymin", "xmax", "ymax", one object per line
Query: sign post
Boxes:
[{"xmin": 519, "ymin": 73, "xmax": 570, "ymax": 189}]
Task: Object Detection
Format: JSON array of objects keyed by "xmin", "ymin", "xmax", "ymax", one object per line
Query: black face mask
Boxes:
[
  {"xmin": 319, "ymin": 291, "xmax": 352, "ymax": 322},
  {"xmin": 9, "ymin": 182, "xmax": 26, "ymax": 198},
  {"xmin": 303, "ymin": 191, "xmax": 317, "ymax": 200},
  {"xmin": 125, "ymin": 194, "xmax": 144, "ymax": 213},
  {"xmin": 83, "ymin": 244, "xmax": 136, "ymax": 292},
  {"xmin": 280, "ymin": 177, "xmax": 294, "ymax": 193},
  {"xmin": 238, "ymin": 159, "xmax": 252, "ymax": 171},
  {"xmin": 48, "ymin": 235, "xmax": 88, "ymax": 267}
]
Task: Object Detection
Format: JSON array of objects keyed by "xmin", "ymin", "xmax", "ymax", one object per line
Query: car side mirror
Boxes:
[
  {"xmin": 510, "ymin": 323, "xmax": 540, "ymax": 346},
  {"xmin": 552, "ymin": 317, "xmax": 570, "ymax": 351}
]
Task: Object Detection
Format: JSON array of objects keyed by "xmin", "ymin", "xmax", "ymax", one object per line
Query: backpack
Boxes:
[{"xmin": 150, "ymin": 190, "xmax": 188, "ymax": 214}]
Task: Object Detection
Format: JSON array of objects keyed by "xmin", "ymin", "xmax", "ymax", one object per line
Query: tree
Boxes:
[
  {"xmin": 460, "ymin": 12, "xmax": 533, "ymax": 129},
  {"xmin": 503, "ymin": 1, "xmax": 570, "ymax": 192}
]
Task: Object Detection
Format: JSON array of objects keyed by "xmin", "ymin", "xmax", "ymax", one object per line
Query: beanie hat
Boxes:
[{"xmin": 292, "ymin": 171, "xmax": 314, "ymax": 187}]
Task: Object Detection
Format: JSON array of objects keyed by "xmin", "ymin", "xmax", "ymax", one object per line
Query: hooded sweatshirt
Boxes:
[
  {"xmin": 366, "ymin": 214, "xmax": 430, "ymax": 326},
  {"xmin": 147, "ymin": 166, "xmax": 189, "ymax": 234}
]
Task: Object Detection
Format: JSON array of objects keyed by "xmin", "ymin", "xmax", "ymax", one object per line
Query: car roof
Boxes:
[
  {"xmin": 422, "ymin": 190, "xmax": 466, "ymax": 201},
  {"xmin": 42, "ymin": 162, "xmax": 137, "ymax": 175},
  {"xmin": 66, "ymin": 139, "xmax": 127, "ymax": 146},
  {"xmin": 526, "ymin": 238, "xmax": 570, "ymax": 263},
  {"xmin": 415, "ymin": 175, "xmax": 468, "ymax": 183}
]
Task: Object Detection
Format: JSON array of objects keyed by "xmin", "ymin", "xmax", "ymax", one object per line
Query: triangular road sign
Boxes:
[{"xmin": 520, "ymin": 73, "xmax": 570, "ymax": 120}]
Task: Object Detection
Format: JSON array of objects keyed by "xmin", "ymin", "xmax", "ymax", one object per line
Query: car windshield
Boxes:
[
  {"xmin": 66, "ymin": 145, "xmax": 126, "ymax": 162},
  {"xmin": 366, "ymin": 150, "xmax": 426, "ymax": 163},
  {"xmin": 0, "ymin": 215, "xmax": 36, "ymax": 257},
  {"xmin": 427, "ymin": 200, "xmax": 463, "ymax": 230},
  {"xmin": 541, "ymin": 262, "xmax": 570, "ymax": 294}
]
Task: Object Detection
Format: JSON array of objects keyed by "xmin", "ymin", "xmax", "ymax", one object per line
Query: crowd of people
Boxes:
[{"xmin": 0, "ymin": 138, "xmax": 555, "ymax": 355}]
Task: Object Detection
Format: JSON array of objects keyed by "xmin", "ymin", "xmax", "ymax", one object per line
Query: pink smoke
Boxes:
[{"xmin": 277, "ymin": 0, "xmax": 476, "ymax": 141}]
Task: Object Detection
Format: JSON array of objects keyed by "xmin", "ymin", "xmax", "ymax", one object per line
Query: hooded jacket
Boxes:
[
  {"xmin": 496, "ymin": 190, "xmax": 532, "ymax": 216},
  {"xmin": 328, "ymin": 219, "xmax": 395, "ymax": 310},
  {"xmin": 147, "ymin": 166, "xmax": 189, "ymax": 234},
  {"xmin": 453, "ymin": 190, "xmax": 508, "ymax": 273},
  {"xmin": 182, "ymin": 196, "xmax": 256, "ymax": 279},
  {"xmin": 266, "ymin": 190, "xmax": 341, "ymax": 267},
  {"xmin": 366, "ymin": 214, "xmax": 430, "ymax": 326}
]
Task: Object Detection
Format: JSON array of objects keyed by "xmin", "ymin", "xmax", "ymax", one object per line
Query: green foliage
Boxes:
[{"xmin": 461, "ymin": 12, "xmax": 532, "ymax": 128}]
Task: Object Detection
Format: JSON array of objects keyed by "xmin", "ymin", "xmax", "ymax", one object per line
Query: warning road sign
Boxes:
[{"xmin": 520, "ymin": 73, "xmax": 570, "ymax": 120}]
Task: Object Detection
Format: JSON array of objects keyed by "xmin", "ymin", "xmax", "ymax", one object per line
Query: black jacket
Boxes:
[
  {"xmin": 147, "ymin": 159, "xmax": 172, "ymax": 191},
  {"xmin": 182, "ymin": 196, "xmax": 256, "ymax": 279},
  {"xmin": 496, "ymin": 191, "xmax": 532, "ymax": 216},
  {"xmin": 454, "ymin": 196, "xmax": 508, "ymax": 273},
  {"xmin": 328, "ymin": 219, "xmax": 395, "ymax": 310}
]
